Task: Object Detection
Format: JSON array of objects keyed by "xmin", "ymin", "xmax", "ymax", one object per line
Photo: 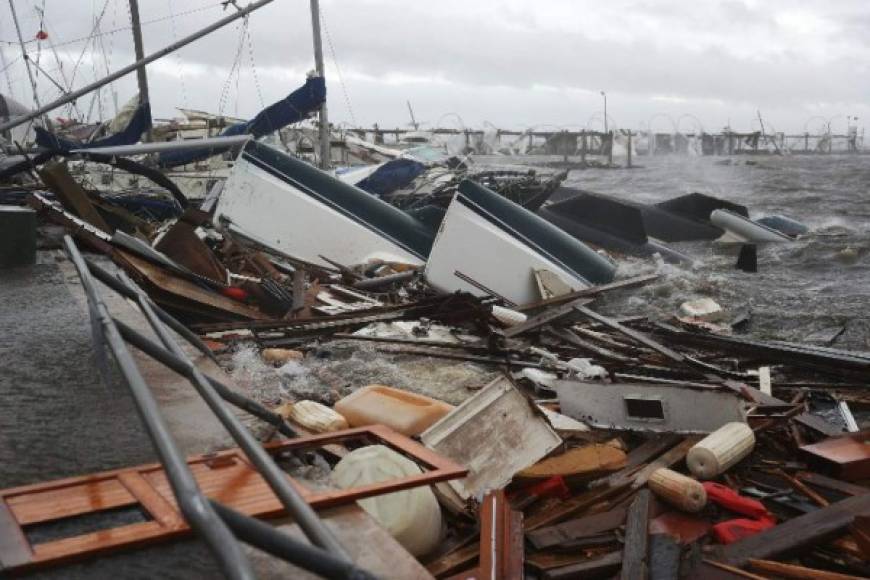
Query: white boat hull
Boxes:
[
  {"xmin": 214, "ymin": 146, "xmax": 427, "ymax": 267},
  {"xmin": 425, "ymin": 196, "xmax": 589, "ymax": 305}
]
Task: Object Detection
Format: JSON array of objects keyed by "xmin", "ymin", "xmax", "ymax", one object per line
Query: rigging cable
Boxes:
[
  {"xmin": 166, "ymin": 0, "xmax": 190, "ymax": 109},
  {"xmin": 217, "ymin": 20, "xmax": 247, "ymax": 117},
  {"xmin": 319, "ymin": 4, "xmax": 356, "ymax": 127}
]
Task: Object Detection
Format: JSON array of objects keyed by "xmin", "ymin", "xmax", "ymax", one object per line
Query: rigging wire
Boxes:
[
  {"xmin": 166, "ymin": 0, "xmax": 190, "ymax": 109},
  {"xmin": 319, "ymin": 4, "xmax": 356, "ymax": 127},
  {"xmin": 0, "ymin": 2, "xmax": 223, "ymax": 49},
  {"xmin": 217, "ymin": 20, "xmax": 247, "ymax": 117},
  {"xmin": 242, "ymin": 15, "xmax": 264, "ymax": 109}
]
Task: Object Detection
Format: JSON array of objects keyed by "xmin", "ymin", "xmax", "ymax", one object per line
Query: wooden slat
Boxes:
[
  {"xmin": 7, "ymin": 478, "xmax": 136, "ymax": 525},
  {"xmin": 527, "ymin": 506, "xmax": 626, "ymax": 550},
  {"xmin": 795, "ymin": 471, "xmax": 869, "ymax": 497},
  {"xmin": 719, "ymin": 493, "xmax": 870, "ymax": 566},
  {"xmin": 117, "ymin": 472, "xmax": 184, "ymax": 530},
  {"xmin": 621, "ymin": 489, "xmax": 651, "ymax": 580},
  {"xmin": 748, "ymin": 559, "xmax": 866, "ymax": 580}
]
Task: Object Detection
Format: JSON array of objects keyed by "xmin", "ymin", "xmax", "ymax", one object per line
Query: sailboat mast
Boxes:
[
  {"xmin": 309, "ymin": 0, "xmax": 330, "ymax": 169},
  {"xmin": 7, "ymin": 0, "xmax": 47, "ymax": 127},
  {"xmin": 0, "ymin": 0, "xmax": 275, "ymax": 134},
  {"xmin": 128, "ymin": 0, "xmax": 151, "ymax": 141}
]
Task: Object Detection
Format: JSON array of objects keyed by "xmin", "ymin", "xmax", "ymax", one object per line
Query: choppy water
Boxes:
[{"xmin": 561, "ymin": 154, "xmax": 870, "ymax": 351}]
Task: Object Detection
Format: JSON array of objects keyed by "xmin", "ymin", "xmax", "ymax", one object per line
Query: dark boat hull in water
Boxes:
[{"xmin": 538, "ymin": 189, "xmax": 693, "ymax": 263}]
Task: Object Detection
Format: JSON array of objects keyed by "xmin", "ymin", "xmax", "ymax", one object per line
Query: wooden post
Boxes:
[
  {"xmin": 581, "ymin": 131, "xmax": 587, "ymax": 165},
  {"xmin": 607, "ymin": 131, "xmax": 614, "ymax": 167},
  {"xmin": 626, "ymin": 131, "xmax": 632, "ymax": 168},
  {"xmin": 805, "ymin": 132, "xmax": 809, "ymax": 152},
  {"xmin": 562, "ymin": 131, "xmax": 568, "ymax": 163},
  {"xmin": 728, "ymin": 132, "xmax": 734, "ymax": 155}
]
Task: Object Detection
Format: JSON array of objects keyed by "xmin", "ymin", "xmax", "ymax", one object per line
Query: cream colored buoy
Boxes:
[
  {"xmin": 491, "ymin": 305, "xmax": 528, "ymax": 327},
  {"xmin": 687, "ymin": 422, "xmax": 755, "ymax": 479},
  {"xmin": 648, "ymin": 467, "xmax": 707, "ymax": 512}
]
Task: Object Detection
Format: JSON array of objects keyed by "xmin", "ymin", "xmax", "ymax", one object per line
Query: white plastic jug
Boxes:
[{"xmin": 331, "ymin": 445, "xmax": 443, "ymax": 556}]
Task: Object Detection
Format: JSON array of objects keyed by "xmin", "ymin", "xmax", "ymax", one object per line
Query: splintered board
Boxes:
[{"xmin": 0, "ymin": 425, "xmax": 465, "ymax": 573}]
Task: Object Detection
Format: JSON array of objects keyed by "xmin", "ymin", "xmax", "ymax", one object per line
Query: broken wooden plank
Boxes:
[
  {"xmin": 38, "ymin": 161, "xmax": 112, "ymax": 233},
  {"xmin": 649, "ymin": 534, "xmax": 682, "ymax": 580},
  {"xmin": 718, "ymin": 493, "xmax": 870, "ymax": 566},
  {"xmin": 500, "ymin": 297, "xmax": 592, "ymax": 338},
  {"xmin": 527, "ymin": 505, "xmax": 627, "ymax": 550},
  {"xmin": 621, "ymin": 489, "xmax": 652, "ymax": 580},
  {"xmin": 543, "ymin": 550, "xmax": 623, "ymax": 580},
  {"xmin": 478, "ymin": 489, "xmax": 524, "ymax": 580},
  {"xmin": 748, "ymin": 559, "xmax": 865, "ymax": 580},
  {"xmin": 517, "ymin": 272, "xmax": 660, "ymax": 312}
]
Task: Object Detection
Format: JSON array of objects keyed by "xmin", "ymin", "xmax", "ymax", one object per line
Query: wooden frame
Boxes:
[{"xmin": 0, "ymin": 425, "xmax": 466, "ymax": 573}]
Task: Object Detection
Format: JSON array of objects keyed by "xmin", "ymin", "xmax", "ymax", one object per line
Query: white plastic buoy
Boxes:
[
  {"xmin": 331, "ymin": 445, "xmax": 442, "ymax": 556},
  {"xmin": 274, "ymin": 400, "xmax": 348, "ymax": 433},
  {"xmin": 687, "ymin": 422, "xmax": 755, "ymax": 479},
  {"xmin": 491, "ymin": 305, "xmax": 528, "ymax": 327},
  {"xmin": 679, "ymin": 297, "xmax": 724, "ymax": 321},
  {"xmin": 648, "ymin": 467, "xmax": 707, "ymax": 512}
]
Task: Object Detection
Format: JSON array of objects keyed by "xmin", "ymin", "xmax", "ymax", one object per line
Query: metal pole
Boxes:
[
  {"xmin": 0, "ymin": 0, "xmax": 276, "ymax": 134},
  {"xmin": 62, "ymin": 236, "xmax": 254, "ymax": 580},
  {"xmin": 83, "ymin": 257, "xmax": 216, "ymax": 362},
  {"xmin": 120, "ymin": 272, "xmax": 350, "ymax": 559},
  {"xmin": 114, "ymin": 318, "xmax": 298, "ymax": 439},
  {"xmin": 309, "ymin": 0, "xmax": 330, "ymax": 169},
  {"xmin": 601, "ymin": 91, "xmax": 607, "ymax": 134},
  {"xmin": 211, "ymin": 502, "xmax": 375, "ymax": 580},
  {"xmin": 128, "ymin": 0, "xmax": 152, "ymax": 142},
  {"xmin": 8, "ymin": 0, "xmax": 46, "ymax": 126}
]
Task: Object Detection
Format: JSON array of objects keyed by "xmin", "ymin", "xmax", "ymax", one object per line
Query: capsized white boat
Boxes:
[
  {"xmin": 213, "ymin": 140, "xmax": 436, "ymax": 267},
  {"xmin": 424, "ymin": 179, "xmax": 616, "ymax": 305},
  {"xmin": 710, "ymin": 209, "xmax": 791, "ymax": 243}
]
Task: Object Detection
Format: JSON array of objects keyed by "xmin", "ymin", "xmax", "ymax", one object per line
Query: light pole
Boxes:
[{"xmin": 600, "ymin": 91, "xmax": 608, "ymax": 134}]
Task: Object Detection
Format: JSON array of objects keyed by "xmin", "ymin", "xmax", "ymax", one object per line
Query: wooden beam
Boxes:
[
  {"xmin": 544, "ymin": 550, "xmax": 623, "ymax": 579},
  {"xmin": 718, "ymin": 493, "xmax": 870, "ymax": 566},
  {"xmin": 621, "ymin": 489, "xmax": 652, "ymax": 580},
  {"xmin": 748, "ymin": 559, "xmax": 866, "ymax": 580},
  {"xmin": 527, "ymin": 506, "xmax": 627, "ymax": 550}
]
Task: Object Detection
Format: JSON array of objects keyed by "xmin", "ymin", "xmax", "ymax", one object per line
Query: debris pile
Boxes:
[{"xmin": 1, "ymin": 137, "xmax": 866, "ymax": 579}]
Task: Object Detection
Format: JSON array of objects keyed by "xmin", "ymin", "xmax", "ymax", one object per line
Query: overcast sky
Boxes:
[{"xmin": 1, "ymin": 0, "xmax": 868, "ymax": 134}]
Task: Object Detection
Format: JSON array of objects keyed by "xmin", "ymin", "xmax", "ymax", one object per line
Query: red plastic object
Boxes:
[
  {"xmin": 220, "ymin": 287, "xmax": 248, "ymax": 302},
  {"xmin": 508, "ymin": 476, "xmax": 570, "ymax": 508},
  {"xmin": 35, "ymin": 30, "xmax": 48, "ymax": 40},
  {"xmin": 702, "ymin": 482, "xmax": 768, "ymax": 519},
  {"xmin": 710, "ymin": 515, "xmax": 776, "ymax": 544}
]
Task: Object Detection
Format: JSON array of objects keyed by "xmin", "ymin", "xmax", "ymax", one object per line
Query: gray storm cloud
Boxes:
[{"xmin": 1, "ymin": 0, "xmax": 867, "ymax": 132}]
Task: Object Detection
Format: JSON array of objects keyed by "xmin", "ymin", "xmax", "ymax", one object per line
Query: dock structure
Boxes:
[{"xmin": 337, "ymin": 124, "xmax": 864, "ymax": 166}]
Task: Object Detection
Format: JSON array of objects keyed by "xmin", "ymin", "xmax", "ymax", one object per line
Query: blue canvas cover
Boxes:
[
  {"xmin": 158, "ymin": 75, "xmax": 326, "ymax": 168},
  {"xmin": 35, "ymin": 101, "xmax": 152, "ymax": 151},
  {"xmin": 356, "ymin": 158, "xmax": 426, "ymax": 196}
]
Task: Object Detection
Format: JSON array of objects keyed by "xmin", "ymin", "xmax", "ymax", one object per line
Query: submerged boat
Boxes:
[
  {"xmin": 213, "ymin": 140, "xmax": 436, "ymax": 267},
  {"xmin": 710, "ymin": 209, "xmax": 792, "ymax": 243},
  {"xmin": 640, "ymin": 192, "xmax": 750, "ymax": 242},
  {"xmin": 537, "ymin": 190, "xmax": 693, "ymax": 264},
  {"xmin": 425, "ymin": 180, "xmax": 616, "ymax": 305}
]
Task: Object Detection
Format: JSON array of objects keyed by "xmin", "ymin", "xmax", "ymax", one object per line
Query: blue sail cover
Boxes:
[
  {"xmin": 356, "ymin": 158, "xmax": 426, "ymax": 196},
  {"xmin": 35, "ymin": 101, "xmax": 152, "ymax": 151},
  {"xmin": 158, "ymin": 75, "xmax": 326, "ymax": 168}
]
